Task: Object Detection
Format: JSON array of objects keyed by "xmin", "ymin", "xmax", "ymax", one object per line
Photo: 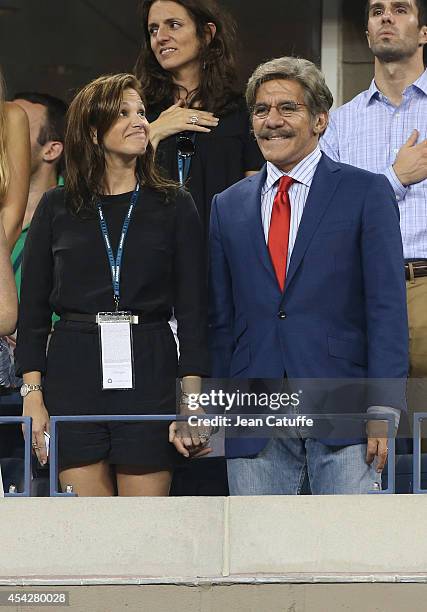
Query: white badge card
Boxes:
[{"xmin": 98, "ymin": 312, "xmax": 134, "ymax": 390}]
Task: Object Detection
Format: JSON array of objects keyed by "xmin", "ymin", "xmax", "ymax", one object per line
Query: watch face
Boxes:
[{"xmin": 20, "ymin": 384, "xmax": 28, "ymax": 397}]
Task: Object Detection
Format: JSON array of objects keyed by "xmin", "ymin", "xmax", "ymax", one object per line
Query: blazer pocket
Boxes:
[
  {"xmin": 233, "ymin": 316, "xmax": 248, "ymax": 344},
  {"xmin": 328, "ymin": 335, "xmax": 367, "ymax": 367},
  {"xmin": 230, "ymin": 343, "xmax": 250, "ymax": 377}
]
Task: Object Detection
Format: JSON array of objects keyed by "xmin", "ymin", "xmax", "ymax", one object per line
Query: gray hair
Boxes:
[{"xmin": 246, "ymin": 56, "xmax": 333, "ymax": 118}]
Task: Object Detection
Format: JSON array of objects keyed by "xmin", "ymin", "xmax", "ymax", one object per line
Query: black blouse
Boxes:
[
  {"xmin": 15, "ymin": 186, "xmax": 209, "ymax": 378},
  {"xmin": 148, "ymin": 96, "xmax": 264, "ymax": 242}
]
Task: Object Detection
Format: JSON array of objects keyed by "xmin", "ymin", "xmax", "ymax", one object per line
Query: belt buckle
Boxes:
[
  {"xmin": 405, "ymin": 261, "xmax": 427, "ymax": 281},
  {"xmin": 96, "ymin": 312, "xmax": 132, "ymax": 324},
  {"xmin": 95, "ymin": 312, "xmax": 139, "ymax": 324}
]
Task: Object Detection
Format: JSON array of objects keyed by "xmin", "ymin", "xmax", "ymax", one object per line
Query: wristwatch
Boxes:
[{"xmin": 20, "ymin": 383, "xmax": 43, "ymax": 398}]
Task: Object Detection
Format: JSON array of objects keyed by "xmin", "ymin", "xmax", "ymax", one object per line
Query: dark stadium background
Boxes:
[{"xmin": 0, "ymin": 0, "xmax": 321, "ymax": 101}]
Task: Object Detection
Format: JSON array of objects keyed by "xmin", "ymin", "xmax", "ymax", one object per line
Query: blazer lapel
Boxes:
[
  {"xmin": 242, "ymin": 165, "xmax": 278, "ymax": 282},
  {"xmin": 284, "ymin": 155, "xmax": 342, "ymax": 292}
]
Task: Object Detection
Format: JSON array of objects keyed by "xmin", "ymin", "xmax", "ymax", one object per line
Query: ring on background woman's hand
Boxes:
[{"xmin": 189, "ymin": 115, "xmax": 199, "ymax": 125}]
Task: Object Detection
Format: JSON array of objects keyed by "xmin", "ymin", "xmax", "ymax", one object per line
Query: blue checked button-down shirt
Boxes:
[
  {"xmin": 261, "ymin": 145, "xmax": 322, "ymax": 270},
  {"xmin": 320, "ymin": 69, "xmax": 427, "ymax": 259}
]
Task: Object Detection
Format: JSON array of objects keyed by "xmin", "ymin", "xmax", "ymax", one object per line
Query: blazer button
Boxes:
[{"xmin": 277, "ymin": 310, "xmax": 286, "ymax": 319}]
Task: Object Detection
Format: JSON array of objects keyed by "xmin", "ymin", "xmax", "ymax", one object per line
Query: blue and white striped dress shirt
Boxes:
[
  {"xmin": 320, "ymin": 69, "xmax": 427, "ymax": 260},
  {"xmin": 261, "ymin": 146, "xmax": 322, "ymax": 269}
]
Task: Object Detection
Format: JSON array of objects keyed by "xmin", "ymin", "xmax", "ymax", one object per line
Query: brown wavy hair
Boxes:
[
  {"xmin": 134, "ymin": 0, "xmax": 240, "ymax": 115},
  {"xmin": 65, "ymin": 73, "xmax": 177, "ymax": 215},
  {"xmin": 0, "ymin": 70, "xmax": 9, "ymax": 202}
]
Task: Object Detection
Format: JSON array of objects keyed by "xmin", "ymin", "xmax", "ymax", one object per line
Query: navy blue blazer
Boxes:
[{"xmin": 209, "ymin": 153, "xmax": 409, "ymax": 458}]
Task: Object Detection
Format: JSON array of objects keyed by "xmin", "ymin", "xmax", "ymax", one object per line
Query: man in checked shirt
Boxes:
[{"xmin": 321, "ymin": 0, "xmax": 427, "ymax": 440}]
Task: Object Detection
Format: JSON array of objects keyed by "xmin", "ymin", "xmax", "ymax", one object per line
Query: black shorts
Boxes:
[
  {"xmin": 57, "ymin": 420, "xmax": 184, "ymax": 471},
  {"xmin": 45, "ymin": 321, "xmax": 185, "ymax": 471}
]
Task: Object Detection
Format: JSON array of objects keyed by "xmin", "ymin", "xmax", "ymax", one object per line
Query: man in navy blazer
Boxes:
[{"xmin": 209, "ymin": 57, "xmax": 409, "ymax": 495}]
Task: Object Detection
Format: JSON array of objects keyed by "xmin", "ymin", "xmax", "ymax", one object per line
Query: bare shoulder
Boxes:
[{"xmin": 4, "ymin": 101, "xmax": 29, "ymax": 130}]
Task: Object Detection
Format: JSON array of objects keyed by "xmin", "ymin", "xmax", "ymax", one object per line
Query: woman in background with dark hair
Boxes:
[
  {"xmin": 135, "ymin": 0, "xmax": 263, "ymax": 242},
  {"xmin": 135, "ymin": 0, "xmax": 262, "ymax": 495},
  {"xmin": 15, "ymin": 73, "xmax": 210, "ymax": 497}
]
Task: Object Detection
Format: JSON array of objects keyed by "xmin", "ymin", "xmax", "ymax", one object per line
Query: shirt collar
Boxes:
[
  {"xmin": 263, "ymin": 145, "xmax": 322, "ymax": 194},
  {"xmin": 366, "ymin": 68, "xmax": 427, "ymax": 105},
  {"xmin": 412, "ymin": 68, "xmax": 427, "ymax": 96},
  {"xmin": 366, "ymin": 79, "xmax": 380, "ymax": 105}
]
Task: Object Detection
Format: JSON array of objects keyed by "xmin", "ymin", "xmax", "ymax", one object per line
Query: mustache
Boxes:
[{"xmin": 256, "ymin": 128, "xmax": 295, "ymax": 139}]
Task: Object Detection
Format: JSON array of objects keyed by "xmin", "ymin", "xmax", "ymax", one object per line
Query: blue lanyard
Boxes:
[
  {"xmin": 178, "ymin": 155, "xmax": 192, "ymax": 186},
  {"xmin": 97, "ymin": 183, "xmax": 140, "ymax": 310},
  {"xmin": 177, "ymin": 133, "xmax": 196, "ymax": 185}
]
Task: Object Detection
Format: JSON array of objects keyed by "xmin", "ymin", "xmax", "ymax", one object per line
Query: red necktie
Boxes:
[{"xmin": 268, "ymin": 175, "xmax": 294, "ymax": 292}]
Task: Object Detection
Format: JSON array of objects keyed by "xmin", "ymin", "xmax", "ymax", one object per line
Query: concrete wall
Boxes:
[
  {"xmin": 321, "ymin": 0, "xmax": 374, "ymax": 106},
  {"xmin": 1, "ymin": 496, "xmax": 427, "ymax": 581},
  {"xmin": 1, "ymin": 584, "xmax": 427, "ymax": 612},
  {"xmin": 321, "ymin": 0, "xmax": 343, "ymax": 107},
  {"xmin": 1, "ymin": 496, "xmax": 427, "ymax": 610},
  {"xmin": 342, "ymin": 0, "xmax": 374, "ymax": 103}
]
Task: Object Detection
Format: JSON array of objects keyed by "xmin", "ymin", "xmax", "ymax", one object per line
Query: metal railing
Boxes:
[
  {"xmin": 49, "ymin": 413, "xmax": 396, "ymax": 496},
  {"xmin": 0, "ymin": 412, "xmax": 400, "ymax": 496},
  {"xmin": 0, "ymin": 416, "xmax": 32, "ymax": 496},
  {"xmin": 413, "ymin": 413, "xmax": 427, "ymax": 494}
]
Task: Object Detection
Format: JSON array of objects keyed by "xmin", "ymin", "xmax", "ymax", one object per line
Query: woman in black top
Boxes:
[
  {"xmin": 135, "ymin": 0, "xmax": 263, "ymax": 497},
  {"xmin": 15, "ymin": 73, "xmax": 210, "ymax": 496},
  {"xmin": 135, "ymin": 0, "xmax": 264, "ymax": 243}
]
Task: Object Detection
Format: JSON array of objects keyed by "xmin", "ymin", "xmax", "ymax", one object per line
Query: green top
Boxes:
[
  {"xmin": 11, "ymin": 223, "xmax": 30, "ymax": 301},
  {"xmin": 11, "ymin": 178, "xmax": 63, "ymax": 318}
]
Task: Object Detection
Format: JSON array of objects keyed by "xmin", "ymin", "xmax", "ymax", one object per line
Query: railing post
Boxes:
[
  {"xmin": 0, "ymin": 416, "xmax": 32, "ymax": 497},
  {"xmin": 413, "ymin": 413, "xmax": 427, "ymax": 494}
]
